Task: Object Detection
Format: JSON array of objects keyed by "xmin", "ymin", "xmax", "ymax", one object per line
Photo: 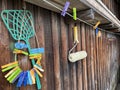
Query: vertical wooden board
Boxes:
[
  {"xmin": 85, "ymin": 25, "xmax": 91, "ymax": 90},
  {"xmin": 51, "ymin": 12, "xmax": 61, "ymax": 90},
  {"xmin": 99, "ymin": 33, "xmax": 103, "ymax": 90},
  {"xmin": 43, "ymin": 10, "xmax": 55, "ymax": 90},
  {"xmin": 76, "ymin": 22, "xmax": 83, "ymax": 90},
  {"xmin": 60, "ymin": 17, "xmax": 70, "ymax": 90},
  {"xmin": 0, "ymin": 0, "xmax": 13, "ymax": 90},
  {"xmin": 68, "ymin": 22, "xmax": 77, "ymax": 90},
  {"xmin": 92, "ymin": 28, "xmax": 97, "ymax": 90},
  {"xmin": 101, "ymin": 33, "xmax": 105, "ymax": 90},
  {"xmin": 103, "ymin": 32, "xmax": 107, "ymax": 90},
  {"xmin": 81, "ymin": 23, "xmax": 88, "ymax": 90},
  {"xmin": 106, "ymin": 33, "xmax": 110, "ymax": 90},
  {"xmin": 98, "ymin": 36, "xmax": 101, "ymax": 90},
  {"xmin": 95, "ymin": 31, "xmax": 100, "ymax": 90},
  {"xmin": 90, "ymin": 27, "xmax": 95, "ymax": 90}
]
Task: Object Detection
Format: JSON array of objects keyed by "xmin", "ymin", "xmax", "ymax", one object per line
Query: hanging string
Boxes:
[{"xmin": 43, "ymin": 0, "xmax": 120, "ymax": 36}]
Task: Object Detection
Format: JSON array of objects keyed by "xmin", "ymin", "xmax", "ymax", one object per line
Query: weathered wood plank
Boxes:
[
  {"xmin": 81, "ymin": 23, "xmax": 88, "ymax": 90},
  {"xmin": 68, "ymin": 22, "xmax": 77, "ymax": 90},
  {"xmin": 76, "ymin": 22, "xmax": 83, "ymax": 90},
  {"xmin": 85, "ymin": 25, "xmax": 92, "ymax": 90},
  {"xmin": 51, "ymin": 12, "xmax": 61, "ymax": 90},
  {"xmin": 60, "ymin": 17, "xmax": 70, "ymax": 90}
]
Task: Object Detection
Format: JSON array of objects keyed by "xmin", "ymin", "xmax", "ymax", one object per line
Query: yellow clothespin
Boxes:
[
  {"xmin": 93, "ymin": 21, "xmax": 101, "ymax": 29},
  {"xmin": 1, "ymin": 61, "xmax": 18, "ymax": 69},
  {"xmin": 13, "ymin": 49, "xmax": 28, "ymax": 56},
  {"xmin": 29, "ymin": 53, "xmax": 42, "ymax": 60},
  {"xmin": 73, "ymin": 26, "xmax": 79, "ymax": 43}
]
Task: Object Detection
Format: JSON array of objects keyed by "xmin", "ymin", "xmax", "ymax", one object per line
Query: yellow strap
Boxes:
[{"xmin": 1, "ymin": 61, "xmax": 18, "ymax": 69}]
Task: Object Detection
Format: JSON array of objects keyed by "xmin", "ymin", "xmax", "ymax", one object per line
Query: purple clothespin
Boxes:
[{"xmin": 61, "ymin": 1, "xmax": 70, "ymax": 16}]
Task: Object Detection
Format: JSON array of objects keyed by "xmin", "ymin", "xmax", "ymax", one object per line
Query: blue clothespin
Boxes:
[
  {"xmin": 15, "ymin": 42, "xmax": 28, "ymax": 49},
  {"xmin": 61, "ymin": 1, "xmax": 70, "ymax": 16},
  {"xmin": 95, "ymin": 27, "xmax": 99, "ymax": 35},
  {"xmin": 27, "ymin": 71, "xmax": 32, "ymax": 85},
  {"xmin": 16, "ymin": 71, "xmax": 26, "ymax": 87},
  {"xmin": 23, "ymin": 71, "xmax": 28, "ymax": 86},
  {"xmin": 12, "ymin": 72, "xmax": 23, "ymax": 83},
  {"xmin": 30, "ymin": 48, "xmax": 44, "ymax": 54}
]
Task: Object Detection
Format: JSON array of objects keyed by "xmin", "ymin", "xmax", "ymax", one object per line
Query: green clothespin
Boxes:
[{"xmin": 73, "ymin": 8, "xmax": 77, "ymax": 20}]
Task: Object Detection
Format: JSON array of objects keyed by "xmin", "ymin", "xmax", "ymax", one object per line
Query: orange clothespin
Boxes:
[
  {"xmin": 30, "ymin": 69, "xmax": 35, "ymax": 84},
  {"xmin": 93, "ymin": 21, "xmax": 101, "ymax": 29},
  {"xmin": 29, "ymin": 53, "xmax": 42, "ymax": 60}
]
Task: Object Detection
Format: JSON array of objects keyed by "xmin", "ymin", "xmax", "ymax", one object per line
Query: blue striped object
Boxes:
[
  {"xmin": 23, "ymin": 71, "xmax": 28, "ymax": 86},
  {"xmin": 27, "ymin": 71, "xmax": 32, "ymax": 85},
  {"xmin": 30, "ymin": 48, "xmax": 44, "ymax": 54},
  {"xmin": 16, "ymin": 71, "xmax": 26, "ymax": 87},
  {"xmin": 15, "ymin": 42, "xmax": 28, "ymax": 49}
]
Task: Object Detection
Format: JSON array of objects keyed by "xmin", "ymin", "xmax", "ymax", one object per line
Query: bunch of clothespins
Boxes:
[
  {"xmin": 61, "ymin": 1, "xmax": 101, "ymax": 37},
  {"xmin": 1, "ymin": 10, "xmax": 44, "ymax": 89},
  {"xmin": 1, "ymin": 42, "xmax": 44, "ymax": 87}
]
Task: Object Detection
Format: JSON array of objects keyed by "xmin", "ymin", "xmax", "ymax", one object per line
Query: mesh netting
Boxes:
[{"xmin": 1, "ymin": 10, "xmax": 35, "ymax": 42}]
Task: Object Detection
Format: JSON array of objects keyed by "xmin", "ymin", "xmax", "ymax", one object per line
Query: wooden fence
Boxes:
[{"xmin": 0, "ymin": 0, "xmax": 120, "ymax": 90}]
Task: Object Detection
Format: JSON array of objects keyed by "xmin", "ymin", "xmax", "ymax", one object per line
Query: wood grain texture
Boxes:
[{"xmin": 0, "ymin": 0, "xmax": 120, "ymax": 90}]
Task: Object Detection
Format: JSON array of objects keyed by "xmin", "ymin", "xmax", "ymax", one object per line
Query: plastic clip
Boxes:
[
  {"xmin": 34, "ymin": 68, "xmax": 43, "ymax": 78},
  {"xmin": 95, "ymin": 28, "xmax": 102, "ymax": 37},
  {"xmin": 73, "ymin": 8, "xmax": 77, "ymax": 20},
  {"xmin": 13, "ymin": 49, "xmax": 28, "ymax": 56},
  {"xmin": 30, "ymin": 69, "xmax": 36, "ymax": 84},
  {"xmin": 5, "ymin": 66, "xmax": 19, "ymax": 78},
  {"xmin": 11, "ymin": 72, "xmax": 23, "ymax": 83},
  {"xmin": 61, "ymin": 1, "xmax": 70, "ymax": 16},
  {"xmin": 1, "ymin": 61, "xmax": 18, "ymax": 69},
  {"xmin": 29, "ymin": 53, "xmax": 42, "ymax": 60},
  {"xmin": 15, "ymin": 42, "xmax": 28, "ymax": 49},
  {"xmin": 73, "ymin": 26, "xmax": 79, "ymax": 43},
  {"xmin": 2, "ymin": 63, "xmax": 18, "ymax": 72},
  {"xmin": 34, "ymin": 64, "xmax": 44, "ymax": 72},
  {"xmin": 7, "ymin": 68, "xmax": 21, "ymax": 82},
  {"xmin": 27, "ymin": 71, "xmax": 32, "ymax": 85},
  {"xmin": 9, "ymin": 69, "xmax": 22, "ymax": 83},
  {"xmin": 93, "ymin": 21, "xmax": 101, "ymax": 29},
  {"xmin": 23, "ymin": 71, "xmax": 28, "ymax": 86},
  {"xmin": 17, "ymin": 71, "xmax": 26, "ymax": 87},
  {"xmin": 30, "ymin": 48, "xmax": 44, "ymax": 54}
]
